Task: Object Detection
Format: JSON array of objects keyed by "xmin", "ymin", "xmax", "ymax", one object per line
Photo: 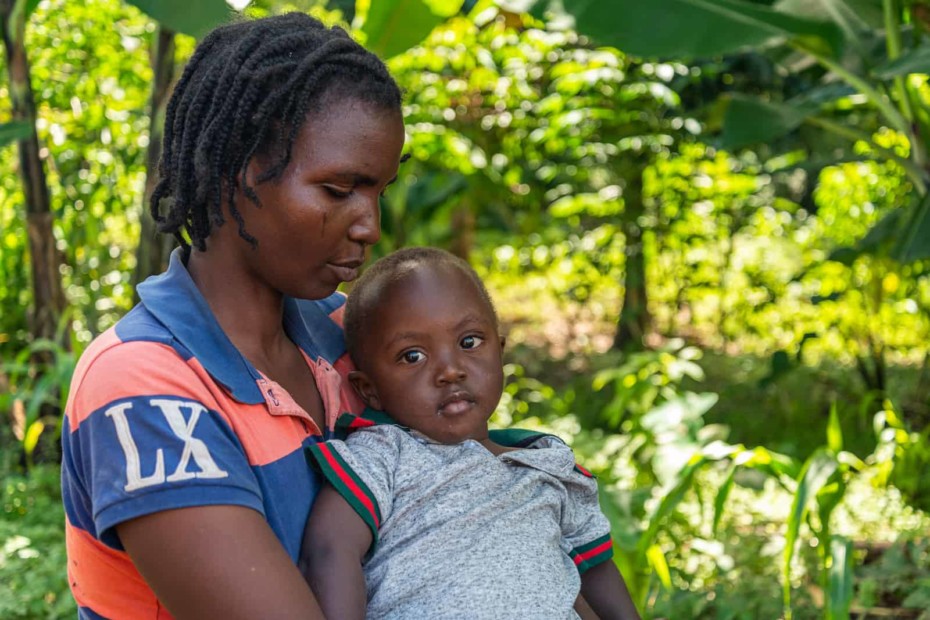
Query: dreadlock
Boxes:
[
  {"xmin": 150, "ymin": 13, "xmax": 403, "ymax": 253},
  {"xmin": 343, "ymin": 247, "xmax": 499, "ymax": 367}
]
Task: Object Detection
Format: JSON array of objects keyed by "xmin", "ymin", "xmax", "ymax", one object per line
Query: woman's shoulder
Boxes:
[{"xmin": 66, "ymin": 316, "xmax": 217, "ymax": 431}]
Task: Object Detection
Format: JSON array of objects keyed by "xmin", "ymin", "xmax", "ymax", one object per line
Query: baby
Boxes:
[{"xmin": 300, "ymin": 247, "xmax": 640, "ymax": 619}]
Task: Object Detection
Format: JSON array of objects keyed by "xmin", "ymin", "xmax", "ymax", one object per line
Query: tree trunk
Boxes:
[
  {"xmin": 614, "ymin": 171, "xmax": 650, "ymax": 351},
  {"xmin": 132, "ymin": 25, "xmax": 176, "ymax": 295},
  {"xmin": 0, "ymin": 0, "xmax": 65, "ymax": 345},
  {"xmin": 450, "ymin": 199, "xmax": 475, "ymax": 261}
]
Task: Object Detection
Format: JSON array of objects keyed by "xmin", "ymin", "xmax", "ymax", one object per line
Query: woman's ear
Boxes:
[{"xmin": 348, "ymin": 370, "xmax": 383, "ymax": 411}]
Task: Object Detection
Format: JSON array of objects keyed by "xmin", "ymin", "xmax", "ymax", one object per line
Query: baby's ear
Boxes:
[
  {"xmin": 499, "ymin": 335, "xmax": 506, "ymax": 352},
  {"xmin": 348, "ymin": 370, "xmax": 383, "ymax": 410}
]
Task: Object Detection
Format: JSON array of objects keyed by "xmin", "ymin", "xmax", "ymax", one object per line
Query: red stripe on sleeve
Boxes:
[
  {"xmin": 317, "ymin": 443, "xmax": 380, "ymax": 528},
  {"xmin": 573, "ymin": 539, "xmax": 613, "ymax": 565}
]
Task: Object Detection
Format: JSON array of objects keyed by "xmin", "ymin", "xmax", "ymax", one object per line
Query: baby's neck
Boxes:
[{"xmin": 478, "ymin": 438, "xmax": 517, "ymax": 456}]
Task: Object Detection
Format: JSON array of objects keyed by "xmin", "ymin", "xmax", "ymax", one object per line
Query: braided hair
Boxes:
[
  {"xmin": 150, "ymin": 13, "xmax": 402, "ymax": 252},
  {"xmin": 344, "ymin": 247, "xmax": 499, "ymax": 367}
]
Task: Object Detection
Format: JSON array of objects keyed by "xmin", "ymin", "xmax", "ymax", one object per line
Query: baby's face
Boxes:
[{"xmin": 351, "ymin": 262, "xmax": 504, "ymax": 445}]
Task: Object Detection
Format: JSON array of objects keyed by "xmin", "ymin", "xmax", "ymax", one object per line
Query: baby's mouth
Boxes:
[{"xmin": 437, "ymin": 391, "xmax": 475, "ymax": 416}]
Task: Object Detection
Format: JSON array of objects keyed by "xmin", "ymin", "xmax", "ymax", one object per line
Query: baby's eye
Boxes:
[
  {"xmin": 461, "ymin": 335, "xmax": 484, "ymax": 350},
  {"xmin": 401, "ymin": 350, "xmax": 424, "ymax": 364}
]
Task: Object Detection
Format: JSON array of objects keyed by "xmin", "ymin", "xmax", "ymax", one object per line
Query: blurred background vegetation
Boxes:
[{"xmin": 1, "ymin": 0, "xmax": 929, "ymax": 618}]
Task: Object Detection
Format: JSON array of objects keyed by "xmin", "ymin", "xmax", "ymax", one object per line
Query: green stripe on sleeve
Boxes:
[
  {"xmin": 570, "ymin": 533, "xmax": 614, "ymax": 574},
  {"xmin": 306, "ymin": 444, "xmax": 381, "ymax": 550}
]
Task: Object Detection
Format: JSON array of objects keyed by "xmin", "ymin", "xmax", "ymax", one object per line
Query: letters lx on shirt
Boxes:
[{"xmin": 105, "ymin": 399, "xmax": 229, "ymax": 492}]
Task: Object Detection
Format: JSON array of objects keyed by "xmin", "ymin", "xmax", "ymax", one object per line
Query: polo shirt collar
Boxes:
[
  {"xmin": 136, "ymin": 248, "xmax": 342, "ymax": 405},
  {"xmin": 334, "ymin": 409, "xmax": 554, "ymax": 449}
]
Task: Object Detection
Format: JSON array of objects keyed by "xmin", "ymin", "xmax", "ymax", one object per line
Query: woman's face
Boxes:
[{"xmin": 233, "ymin": 99, "xmax": 405, "ymax": 300}]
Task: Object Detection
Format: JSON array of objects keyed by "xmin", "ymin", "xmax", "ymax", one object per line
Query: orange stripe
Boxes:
[
  {"xmin": 328, "ymin": 303, "xmax": 346, "ymax": 327},
  {"xmin": 230, "ymin": 397, "xmax": 314, "ymax": 467},
  {"xmin": 64, "ymin": 340, "xmax": 306, "ymax": 467},
  {"xmin": 67, "ymin": 341, "xmax": 222, "ymax": 429},
  {"xmin": 66, "ymin": 328, "xmax": 122, "ymax": 431},
  {"xmin": 65, "ymin": 518, "xmax": 170, "ymax": 619},
  {"xmin": 318, "ymin": 443, "xmax": 380, "ymax": 527},
  {"xmin": 67, "ymin": 341, "xmax": 363, "ymax": 468}
]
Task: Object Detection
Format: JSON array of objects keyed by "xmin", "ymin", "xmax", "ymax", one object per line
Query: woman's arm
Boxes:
[
  {"xmin": 579, "ymin": 560, "xmax": 642, "ymax": 620},
  {"xmin": 299, "ymin": 484, "xmax": 373, "ymax": 620},
  {"xmin": 117, "ymin": 505, "xmax": 323, "ymax": 619}
]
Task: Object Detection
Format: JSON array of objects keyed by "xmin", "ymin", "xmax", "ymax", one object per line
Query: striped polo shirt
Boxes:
[{"xmin": 61, "ymin": 249, "xmax": 363, "ymax": 619}]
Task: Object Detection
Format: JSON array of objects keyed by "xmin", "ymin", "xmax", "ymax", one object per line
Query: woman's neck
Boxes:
[{"xmin": 187, "ymin": 244, "xmax": 290, "ymax": 362}]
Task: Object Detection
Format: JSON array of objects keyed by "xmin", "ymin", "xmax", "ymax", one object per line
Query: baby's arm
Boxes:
[
  {"xmin": 580, "ymin": 561, "xmax": 641, "ymax": 620},
  {"xmin": 299, "ymin": 484, "xmax": 373, "ymax": 620}
]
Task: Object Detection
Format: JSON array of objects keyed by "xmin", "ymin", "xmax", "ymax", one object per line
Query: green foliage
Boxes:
[
  {"xmin": 358, "ymin": 0, "xmax": 458, "ymax": 59},
  {"xmin": 872, "ymin": 401, "xmax": 930, "ymax": 513},
  {"xmin": 126, "ymin": 0, "xmax": 233, "ymax": 39},
  {"xmin": 0, "ymin": 120, "xmax": 32, "ymax": 147},
  {"xmin": 515, "ymin": 0, "xmax": 844, "ymax": 59},
  {"xmin": 0, "ymin": 336, "xmax": 77, "ymax": 469},
  {"xmin": 0, "ymin": 465, "xmax": 74, "ymax": 619},
  {"xmin": 0, "ymin": 0, "xmax": 163, "ymax": 356},
  {"xmin": 2, "ymin": 1, "xmax": 930, "ymax": 617},
  {"xmin": 856, "ymin": 537, "xmax": 930, "ymax": 619}
]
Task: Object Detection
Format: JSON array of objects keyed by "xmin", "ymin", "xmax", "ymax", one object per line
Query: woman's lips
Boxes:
[{"xmin": 327, "ymin": 258, "xmax": 364, "ymax": 282}]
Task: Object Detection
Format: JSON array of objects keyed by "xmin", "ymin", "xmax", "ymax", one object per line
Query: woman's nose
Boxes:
[{"xmin": 348, "ymin": 195, "xmax": 381, "ymax": 245}]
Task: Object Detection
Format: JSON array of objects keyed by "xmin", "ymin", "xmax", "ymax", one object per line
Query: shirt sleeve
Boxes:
[
  {"xmin": 61, "ymin": 341, "xmax": 265, "ymax": 550},
  {"xmin": 558, "ymin": 453, "xmax": 614, "ymax": 574},
  {"xmin": 304, "ymin": 426, "xmax": 401, "ymax": 549}
]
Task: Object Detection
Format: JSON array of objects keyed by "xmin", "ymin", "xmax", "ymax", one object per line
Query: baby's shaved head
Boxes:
[{"xmin": 343, "ymin": 247, "xmax": 497, "ymax": 367}]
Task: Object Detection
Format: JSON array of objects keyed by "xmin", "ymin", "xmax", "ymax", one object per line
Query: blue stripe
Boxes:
[
  {"xmin": 290, "ymin": 295, "xmax": 347, "ymax": 364},
  {"xmin": 78, "ymin": 605, "xmax": 109, "ymax": 620}
]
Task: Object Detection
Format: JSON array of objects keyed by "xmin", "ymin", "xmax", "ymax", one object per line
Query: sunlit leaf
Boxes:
[
  {"xmin": 126, "ymin": 0, "xmax": 232, "ymax": 39},
  {"xmin": 873, "ymin": 43, "xmax": 930, "ymax": 79},
  {"xmin": 646, "ymin": 544, "xmax": 672, "ymax": 590},
  {"xmin": 892, "ymin": 191, "xmax": 930, "ymax": 263},
  {"xmin": 826, "ymin": 536, "xmax": 854, "ymax": 619},
  {"xmin": 508, "ymin": 0, "xmax": 844, "ymax": 59},
  {"xmin": 826, "ymin": 402, "xmax": 842, "ymax": 454},
  {"xmin": 713, "ymin": 464, "xmax": 738, "ymax": 533},
  {"xmin": 784, "ymin": 449, "xmax": 838, "ymax": 615},
  {"xmin": 0, "ymin": 120, "xmax": 33, "ymax": 148},
  {"xmin": 25, "ymin": 0, "xmax": 42, "ymax": 18},
  {"xmin": 774, "ymin": 0, "xmax": 882, "ymax": 44},
  {"xmin": 23, "ymin": 420, "xmax": 45, "ymax": 456},
  {"xmin": 362, "ymin": 0, "xmax": 450, "ymax": 58},
  {"xmin": 326, "ymin": 0, "xmax": 357, "ymax": 23},
  {"xmin": 637, "ymin": 456, "xmax": 707, "ymax": 557},
  {"xmin": 722, "ymin": 95, "xmax": 816, "ymax": 149}
]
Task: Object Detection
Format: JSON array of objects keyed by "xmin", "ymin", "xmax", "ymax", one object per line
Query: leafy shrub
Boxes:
[{"xmin": 0, "ymin": 465, "xmax": 75, "ymax": 619}]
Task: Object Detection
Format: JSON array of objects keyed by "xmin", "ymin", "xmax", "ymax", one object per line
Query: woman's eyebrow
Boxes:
[
  {"xmin": 325, "ymin": 172, "xmax": 391, "ymax": 187},
  {"xmin": 326, "ymin": 159, "xmax": 406, "ymax": 187}
]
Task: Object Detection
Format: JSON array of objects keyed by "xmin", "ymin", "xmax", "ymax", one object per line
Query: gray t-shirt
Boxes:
[{"xmin": 307, "ymin": 424, "xmax": 613, "ymax": 619}]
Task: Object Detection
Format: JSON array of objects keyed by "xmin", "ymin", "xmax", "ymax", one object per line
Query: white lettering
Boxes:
[
  {"xmin": 105, "ymin": 403, "xmax": 166, "ymax": 492},
  {"xmin": 150, "ymin": 399, "xmax": 229, "ymax": 482}
]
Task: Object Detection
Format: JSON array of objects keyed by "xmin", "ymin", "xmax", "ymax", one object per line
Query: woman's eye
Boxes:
[
  {"xmin": 401, "ymin": 350, "xmax": 424, "ymax": 364},
  {"xmin": 324, "ymin": 185, "xmax": 352, "ymax": 199},
  {"xmin": 461, "ymin": 335, "xmax": 484, "ymax": 350}
]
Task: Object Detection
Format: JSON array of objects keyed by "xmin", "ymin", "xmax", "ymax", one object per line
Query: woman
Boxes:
[{"xmin": 61, "ymin": 13, "xmax": 405, "ymax": 618}]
